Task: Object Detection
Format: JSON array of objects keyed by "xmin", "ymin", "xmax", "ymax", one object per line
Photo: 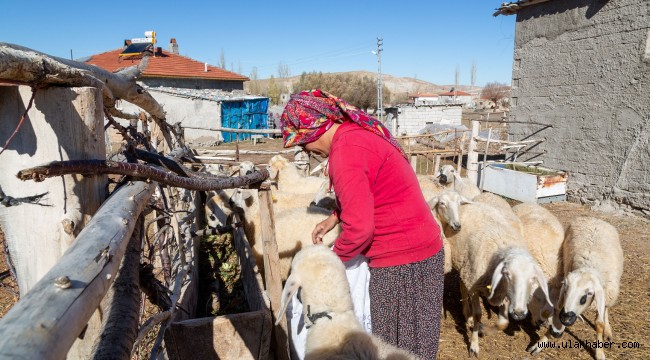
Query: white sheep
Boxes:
[
  {"xmin": 473, "ymin": 192, "xmax": 524, "ymax": 236},
  {"xmin": 510, "ymin": 203, "xmax": 566, "ymax": 355},
  {"xmin": 269, "ymin": 155, "xmax": 326, "ymax": 195},
  {"xmin": 271, "ymin": 179, "xmax": 335, "ymax": 213},
  {"xmin": 275, "ymin": 245, "xmax": 418, "ymax": 360},
  {"xmin": 430, "ymin": 190, "xmax": 551, "ymax": 357},
  {"xmin": 229, "ymin": 188, "xmax": 341, "ymax": 281},
  {"xmin": 554, "ymin": 217, "xmax": 624, "ymax": 360},
  {"xmin": 437, "ymin": 164, "xmax": 481, "ymax": 200}
]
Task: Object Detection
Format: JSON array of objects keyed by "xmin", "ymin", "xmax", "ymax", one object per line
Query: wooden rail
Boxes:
[
  {"xmin": 0, "ymin": 181, "xmax": 156, "ymax": 359},
  {"xmin": 184, "ymin": 126, "xmax": 282, "ymax": 135}
]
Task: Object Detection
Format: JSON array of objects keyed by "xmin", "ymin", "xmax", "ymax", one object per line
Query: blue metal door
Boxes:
[{"xmin": 221, "ymin": 98, "xmax": 269, "ymax": 142}]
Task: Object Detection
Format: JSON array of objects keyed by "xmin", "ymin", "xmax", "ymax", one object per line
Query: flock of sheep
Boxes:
[{"xmin": 204, "ymin": 157, "xmax": 624, "ymax": 360}]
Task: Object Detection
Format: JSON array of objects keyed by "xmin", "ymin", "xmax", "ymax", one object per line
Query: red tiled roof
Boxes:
[
  {"xmin": 438, "ymin": 90, "xmax": 472, "ymax": 96},
  {"xmin": 85, "ymin": 48, "xmax": 249, "ymax": 81}
]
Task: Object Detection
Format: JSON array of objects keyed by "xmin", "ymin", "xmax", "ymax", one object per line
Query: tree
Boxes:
[
  {"xmin": 471, "ymin": 60, "xmax": 477, "ymax": 88},
  {"xmin": 219, "ymin": 48, "xmax": 226, "ymax": 69},
  {"xmin": 293, "ymin": 72, "xmax": 382, "ymax": 112},
  {"xmin": 267, "ymin": 75, "xmax": 281, "ymax": 105},
  {"xmin": 277, "ymin": 62, "xmax": 291, "ymax": 79},
  {"xmin": 481, "ymin": 82, "xmax": 510, "ymax": 110},
  {"xmin": 248, "ymin": 67, "xmax": 261, "ymax": 95}
]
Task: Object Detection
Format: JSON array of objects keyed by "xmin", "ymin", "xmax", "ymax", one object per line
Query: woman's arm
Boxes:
[{"xmin": 312, "ymin": 213, "xmax": 339, "ymax": 244}]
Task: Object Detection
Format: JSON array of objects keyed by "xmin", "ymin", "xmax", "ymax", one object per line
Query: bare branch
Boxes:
[{"xmin": 17, "ymin": 160, "xmax": 270, "ymax": 191}]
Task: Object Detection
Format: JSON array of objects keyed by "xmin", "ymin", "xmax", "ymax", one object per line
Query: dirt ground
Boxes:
[{"xmin": 1, "ymin": 137, "xmax": 647, "ymax": 359}]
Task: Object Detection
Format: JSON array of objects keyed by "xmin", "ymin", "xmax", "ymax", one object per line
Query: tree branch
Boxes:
[{"xmin": 16, "ymin": 160, "xmax": 269, "ymax": 191}]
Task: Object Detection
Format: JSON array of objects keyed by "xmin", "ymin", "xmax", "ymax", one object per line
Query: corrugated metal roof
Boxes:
[
  {"xmin": 145, "ymin": 85, "xmax": 266, "ymax": 102},
  {"xmin": 493, "ymin": 0, "xmax": 553, "ymax": 16},
  {"xmin": 86, "ymin": 48, "xmax": 249, "ymax": 81},
  {"xmin": 438, "ymin": 90, "xmax": 472, "ymax": 96}
]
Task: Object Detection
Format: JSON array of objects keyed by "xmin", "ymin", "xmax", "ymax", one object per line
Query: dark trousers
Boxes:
[{"xmin": 369, "ymin": 248, "xmax": 445, "ymax": 359}]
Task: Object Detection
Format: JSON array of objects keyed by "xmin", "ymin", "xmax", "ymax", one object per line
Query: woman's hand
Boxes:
[{"xmin": 312, "ymin": 213, "xmax": 339, "ymax": 244}]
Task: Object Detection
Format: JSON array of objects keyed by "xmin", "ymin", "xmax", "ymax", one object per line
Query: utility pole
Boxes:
[{"xmin": 376, "ymin": 37, "xmax": 383, "ymax": 122}]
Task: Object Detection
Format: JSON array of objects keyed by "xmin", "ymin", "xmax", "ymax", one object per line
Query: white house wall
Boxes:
[
  {"xmin": 120, "ymin": 91, "xmax": 223, "ymax": 145},
  {"xmin": 394, "ymin": 105, "xmax": 462, "ymax": 135}
]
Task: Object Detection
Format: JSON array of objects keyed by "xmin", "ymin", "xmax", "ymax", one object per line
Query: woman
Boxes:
[{"xmin": 280, "ymin": 89, "xmax": 444, "ymax": 358}]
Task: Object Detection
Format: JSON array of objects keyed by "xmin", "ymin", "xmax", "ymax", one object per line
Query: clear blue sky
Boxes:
[{"xmin": 1, "ymin": 0, "xmax": 516, "ymax": 87}]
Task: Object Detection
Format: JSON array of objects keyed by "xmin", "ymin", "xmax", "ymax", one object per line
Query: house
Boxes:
[
  {"xmin": 86, "ymin": 38, "xmax": 249, "ymax": 90},
  {"xmin": 495, "ymin": 0, "xmax": 650, "ymax": 214},
  {"xmin": 437, "ymin": 90, "xmax": 473, "ymax": 106},
  {"xmin": 384, "ymin": 104, "xmax": 463, "ymax": 136},
  {"xmin": 86, "ymin": 36, "xmax": 268, "ymax": 144},
  {"xmin": 408, "ymin": 93, "xmax": 439, "ymax": 106}
]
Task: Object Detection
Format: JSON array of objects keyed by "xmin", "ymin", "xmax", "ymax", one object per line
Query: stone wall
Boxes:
[{"xmin": 508, "ymin": 0, "xmax": 650, "ymax": 214}]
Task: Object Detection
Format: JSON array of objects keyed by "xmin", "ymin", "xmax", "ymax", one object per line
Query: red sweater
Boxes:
[{"xmin": 329, "ymin": 122, "xmax": 442, "ymax": 268}]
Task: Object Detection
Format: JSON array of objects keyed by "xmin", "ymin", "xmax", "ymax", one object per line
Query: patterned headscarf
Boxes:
[{"xmin": 280, "ymin": 89, "xmax": 406, "ymax": 158}]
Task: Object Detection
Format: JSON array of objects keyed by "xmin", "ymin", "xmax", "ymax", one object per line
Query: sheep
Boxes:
[
  {"xmin": 204, "ymin": 161, "xmax": 258, "ymax": 228},
  {"xmin": 429, "ymin": 190, "xmax": 552, "ymax": 357},
  {"xmin": 554, "ymin": 217, "xmax": 624, "ymax": 360},
  {"xmin": 275, "ymin": 245, "xmax": 418, "ymax": 360},
  {"xmin": 473, "ymin": 192, "xmax": 524, "ymax": 236},
  {"xmin": 269, "ymin": 155, "xmax": 326, "ymax": 195},
  {"xmin": 309, "ymin": 179, "xmax": 337, "ymax": 211},
  {"xmin": 270, "ymin": 178, "xmax": 336, "ymax": 213},
  {"xmin": 510, "ymin": 203, "xmax": 566, "ymax": 355},
  {"xmin": 437, "ymin": 164, "xmax": 481, "ymax": 200},
  {"xmin": 229, "ymin": 187, "xmax": 341, "ymax": 281}
]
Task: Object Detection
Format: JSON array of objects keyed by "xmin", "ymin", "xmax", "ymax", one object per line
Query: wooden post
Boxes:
[
  {"xmin": 467, "ymin": 119, "xmax": 480, "ymax": 185},
  {"xmin": 257, "ymin": 183, "xmax": 290, "ymax": 360},
  {"xmin": 481, "ymin": 128, "xmax": 493, "ymax": 191},
  {"xmin": 0, "ymin": 181, "xmax": 156, "ymax": 359},
  {"xmin": 410, "ymin": 155, "xmax": 418, "ymax": 173},
  {"xmin": 433, "ymin": 154, "xmax": 441, "ymax": 176},
  {"xmin": 456, "ymin": 133, "xmax": 466, "ymax": 173},
  {"xmin": 0, "ymin": 85, "xmax": 108, "ymax": 358}
]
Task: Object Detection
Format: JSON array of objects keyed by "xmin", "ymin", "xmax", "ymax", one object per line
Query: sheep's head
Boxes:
[
  {"xmin": 428, "ymin": 190, "xmax": 472, "ymax": 231},
  {"xmin": 558, "ymin": 268, "xmax": 605, "ymax": 327},
  {"xmin": 238, "ymin": 161, "xmax": 256, "ymax": 176},
  {"xmin": 228, "ymin": 188, "xmax": 255, "ymax": 213},
  {"xmin": 310, "ymin": 180, "xmax": 337, "ymax": 211},
  {"xmin": 437, "ymin": 165, "xmax": 456, "ymax": 184},
  {"xmin": 488, "ymin": 247, "xmax": 552, "ymax": 322},
  {"xmin": 268, "ymin": 155, "xmax": 290, "ymax": 180},
  {"xmin": 275, "ymin": 245, "xmax": 352, "ymax": 325}
]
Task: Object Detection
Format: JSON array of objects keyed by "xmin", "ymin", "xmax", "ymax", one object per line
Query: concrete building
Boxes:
[
  {"xmin": 408, "ymin": 93, "xmax": 439, "ymax": 106},
  {"xmin": 495, "ymin": 0, "xmax": 650, "ymax": 214},
  {"xmin": 438, "ymin": 90, "xmax": 473, "ymax": 106},
  {"xmin": 385, "ymin": 104, "xmax": 463, "ymax": 136}
]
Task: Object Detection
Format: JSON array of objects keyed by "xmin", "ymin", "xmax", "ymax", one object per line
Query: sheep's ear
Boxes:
[
  {"xmin": 489, "ymin": 261, "xmax": 505, "ymax": 300},
  {"xmin": 275, "ymin": 273, "xmax": 302, "ymax": 325},
  {"xmin": 593, "ymin": 280, "xmax": 606, "ymax": 324},
  {"xmin": 269, "ymin": 164, "xmax": 279, "ymax": 179},
  {"xmin": 427, "ymin": 196, "xmax": 439, "ymax": 209},
  {"xmin": 460, "ymin": 196, "xmax": 474, "ymax": 205},
  {"xmin": 534, "ymin": 264, "xmax": 553, "ymax": 308},
  {"xmin": 230, "ymin": 166, "xmax": 240, "ymax": 177},
  {"xmin": 240, "ymin": 189, "xmax": 253, "ymax": 201}
]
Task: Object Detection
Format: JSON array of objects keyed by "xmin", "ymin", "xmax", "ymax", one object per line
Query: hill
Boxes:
[{"xmin": 247, "ymin": 71, "xmax": 481, "ymax": 104}]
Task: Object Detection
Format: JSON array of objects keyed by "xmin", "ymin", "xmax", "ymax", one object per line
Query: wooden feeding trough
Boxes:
[
  {"xmin": 164, "ymin": 226, "xmax": 272, "ymax": 359},
  {"xmin": 479, "ymin": 163, "xmax": 568, "ymax": 203}
]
